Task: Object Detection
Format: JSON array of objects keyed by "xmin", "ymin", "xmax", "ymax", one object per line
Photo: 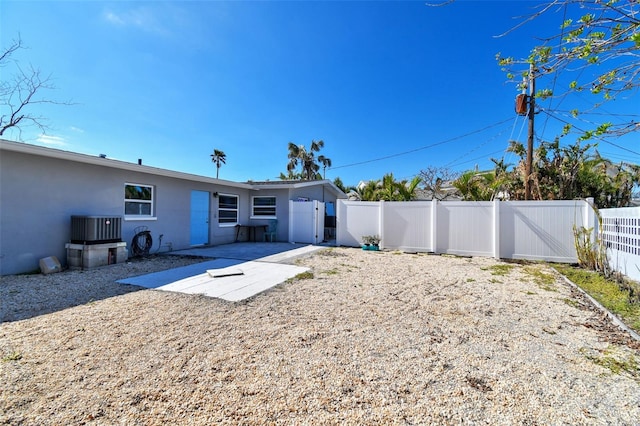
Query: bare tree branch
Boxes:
[
  {"xmin": 1, "ymin": 35, "xmax": 72, "ymax": 137},
  {"xmin": 493, "ymin": 1, "xmax": 563, "ymax": 39},
  {"xmin": 0, "ymin": 37, "xmax": 22, "ymax": 64},
  {"xmin": 418, "ymin": 166, "xmax": 461, "ymax": 200},
  {"xmin": 496, "ymin": 0, "xmax": 640, "ymax": 140}
]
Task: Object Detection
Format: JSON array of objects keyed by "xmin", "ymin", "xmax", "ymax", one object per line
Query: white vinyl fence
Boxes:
[
  {"xmin": 600, "ymin": 206, "xmax": 640, "ymax": 282},
  {"xmin": 336, "ymin": 199, "xmax": 595, "ymax": 263},
  {"xmin": 288, "ymin": 200, "xmax": 325, "ymax": 244}
]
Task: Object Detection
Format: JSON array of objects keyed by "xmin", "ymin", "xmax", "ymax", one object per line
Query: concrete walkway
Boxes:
[{"xmin": 117, "ymin": 243, "xmax": 327, "ymax": 301}]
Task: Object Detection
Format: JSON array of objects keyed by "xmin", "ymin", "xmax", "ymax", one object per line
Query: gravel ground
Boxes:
[{"xmin": 1, "ymin": 248, "xmax": 639, "ymax": 425}]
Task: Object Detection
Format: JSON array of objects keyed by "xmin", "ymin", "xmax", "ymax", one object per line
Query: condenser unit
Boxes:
[{"xmin": 71, "ymin": 216, "xmax": 122, "ymax": 244}]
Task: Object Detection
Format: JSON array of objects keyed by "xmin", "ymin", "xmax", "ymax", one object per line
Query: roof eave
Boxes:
[{"xmin": 0, "ymin": 139, "xmax": 253, "ymax": 189}]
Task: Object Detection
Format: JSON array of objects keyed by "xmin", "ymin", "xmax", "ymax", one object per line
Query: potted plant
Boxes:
[{"xmin": 361, "ymin": 235, "xmax": 381, "ymax": 251}]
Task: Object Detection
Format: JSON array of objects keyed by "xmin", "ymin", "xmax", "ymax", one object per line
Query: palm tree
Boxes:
[
  {"xmin": 453, "ymin": 170, "xmax": 495, "ymax": 201},
  {"xmin": 333, "ymin": 177, "xmax": 347, "ymax": 193},
  {"xmin": 377, "ymin": 173, "xmax": 422, "ymax": 201},
  {"xmin": 210, "ymin": 149, "xmax": 226, "ymax": 179},
  {"xmin": 318, "ymin": 154, "xmax": 332, "ymax": 179},
  {"xmin": 379, "ymin": 173, "xmax": 399, "ymax": 201},
  {"xmin": 286, "ymin": 140, "xmax": 330, "ymax": 180},
  {"xmin": 355, "ymin": 180, "xmax": 380, "ymax": 201},
  {"xmin": 396, "ymin": 175, "xmax": 422, "ymax": 201}
]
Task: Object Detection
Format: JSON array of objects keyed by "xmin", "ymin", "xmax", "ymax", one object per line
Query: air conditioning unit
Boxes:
[{"xmin": 71, "ymin": 216, "xmax": 122, "ymax": 244}]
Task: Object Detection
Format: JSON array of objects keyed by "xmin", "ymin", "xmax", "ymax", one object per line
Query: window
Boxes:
[
  {"xmin": 252, "ymin": 196, "xmax": 276, "ymax": 218},
  {"xmin": 125, "ymin": 183, "xmax": 154, "ymax": 218},
  {"xmin": 218, "ymin": 194, "xmax": 238, "ymax": 225}
]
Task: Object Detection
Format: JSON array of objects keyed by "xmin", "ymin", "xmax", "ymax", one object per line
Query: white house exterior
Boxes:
[{"xmin": 0, "ymin": 139, "xmax": 345, "ymax": 275}]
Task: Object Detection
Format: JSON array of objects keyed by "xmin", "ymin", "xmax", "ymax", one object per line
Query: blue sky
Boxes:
[{"xmin": 2, "ymin": 0, "xmax": 638, "ymax": 186}]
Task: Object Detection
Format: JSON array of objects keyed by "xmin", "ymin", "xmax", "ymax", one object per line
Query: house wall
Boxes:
[
  {"xmin": 245, "ymin": 185, "xmax": 340, "ymax": 243},
  {"xmin": 243, "ymin": 190, "xmax": 289, "ymax": 242},
  {"xmin": 0, "ymin": 149, "xmax": 249, "ymax": 275},
  {"xmin": 290, "ymin": 185, "xmax": 325, "ymax": 202}
]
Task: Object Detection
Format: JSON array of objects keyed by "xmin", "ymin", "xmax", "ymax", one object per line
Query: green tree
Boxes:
[
  {"xmin": 284, "ymin": 140, "xmax": 331, "ymax": 180},
  {"xmin": 356, "ymin": 180, "xmax": 380, "ymax": 201},
  {"xmin": 318, "ymin": 155, "xmax": 332, "ymax": 179},
  {"xmin": 354, "ymin": 173, "xmax": 422, "ymax": 201},
  {"xmin": 452, "ymin": 170, "xmax": 498, "ymax": 201},
  {"xmin": 496, "ymin": 0, "xmax": 640, "ymax": 140},
  {"xmin": 333, "ymin": 177, "xmax": 356, "ymax": 195},
  {"xmin": 333, "ymin": 177, "xmax": 347, "ymax": 193},
  {"xmin": 397, "ymin": 175, "xmax": 423, "ymax": 201},
  {"xmin": 279, "ymin": 170, "xmax": 303, "ymax": 180},
  {"xmin": 210, "ymin": 149, "xmax": 226, "ymax": 179},
  {"xmin": 484, "ymin": 139, "xmax": 639, "ymax": 207},
  {"xmin": 378, "ymin": 173, "xmax": 422, "ymax": 201}
]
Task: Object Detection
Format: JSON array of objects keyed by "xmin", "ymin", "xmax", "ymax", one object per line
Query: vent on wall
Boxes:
[{"xmin": 71, "ymin": 216, "xmax": 122, "ymax": 244}]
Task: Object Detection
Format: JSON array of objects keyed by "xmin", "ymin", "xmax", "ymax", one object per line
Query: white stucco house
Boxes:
[{"xmin": 0, "ymin": 139, "xmax": 345, "ymax": 275}]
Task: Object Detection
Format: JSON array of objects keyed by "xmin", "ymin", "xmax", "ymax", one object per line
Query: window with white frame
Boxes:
[
  {"xmin": 252, "ymin": 196, "xmax": 276, "ymax": 218},
  {"xmin": 218, "ymin": 194, "xmax": 239, "ymax": 225},
  {"xmin": 125, "ymin": 183, "xmax": 154, "ymax": 218}
]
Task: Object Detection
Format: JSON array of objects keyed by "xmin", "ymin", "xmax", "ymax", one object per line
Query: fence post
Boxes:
[
  {"xmin": 493, "ymin": 199, "xmax": 500, "ymax": 259},
  {"xmin": 379, "ymin": 200, "xmax": 385, "ymax": 249},
  {"xmin": 584, "ymin": 197, "xmax": 596, "ymax": 239},
  {"xmin": 431, "ymin": 198, "xmax": 438, "ymax": 253}
]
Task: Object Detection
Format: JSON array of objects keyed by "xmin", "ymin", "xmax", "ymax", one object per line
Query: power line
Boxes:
[
  {"xmin": 538, "ymin": 109, "xmax": 640, "ymax": 156},
  {"xmin": 540, "ymin": 1, "xmax": 568, "ymax": 138},
  {"xmin": 329, "ymin": 117, "xmax": 514, "ymax": 171},
  {"xmin": 550, "ymin": 109, "xmax": 640, "ymax": 119},
  {"xmin": 598, "ymin": 151, "xmax": 640, "ymax": 163},
  {"xmin": 444, "ymin": 125, "xmax": 512, "ymax": 168},
  {"xmin": 446, "ymin": 149, "xmax": 509, "ymax": 169}
]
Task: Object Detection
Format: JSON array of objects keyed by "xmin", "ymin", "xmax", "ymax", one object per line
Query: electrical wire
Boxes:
[
  {"xmin": 443, "ymin": 126, "xmax": 511, "ymax": 168},
  {"xmin": 329, "ymin": 117, "xmax": 514, "ymax": 171},
  {"xmin": 446, "ymin": 149, "xmax": 510, "ymax": 169},
  {"xmin": 501, "ymin": 115, "xmax": 528, "ymax": 170},
  {"xmin": 443, "ymin": 110, "xmax": 530, "ymax": 171},
  {"xmin": 538, "ymin": 109, "xmax": 640, "ymax": 156},
  {"xmin": 539, "ymin": 2, "xmax": 568, "ymax": 138}
]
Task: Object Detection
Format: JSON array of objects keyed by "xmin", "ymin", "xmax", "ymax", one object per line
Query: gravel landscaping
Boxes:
[{"xmin": 1, "ymin": 247, "xmax": 639, "ymax": 425}]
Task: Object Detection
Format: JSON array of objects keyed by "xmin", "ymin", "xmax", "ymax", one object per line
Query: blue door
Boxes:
[{"xmin": 190, "ymin": 190, "xmax": 210, "ymax": 246}]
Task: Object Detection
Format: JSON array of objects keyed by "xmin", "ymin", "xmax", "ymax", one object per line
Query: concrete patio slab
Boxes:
[
  {"xmin": 157, "ymin": 261, "xmax": 309, "ymax": 302},
  {"xmin": 167, "ymin": 242, "xmax": 316, "ymax": 262},
  {"xmin": 117, "ymin": 243, "xmax": 327, "ymax": 301},
  {"xmin": 117, "ymin": 258, "xmax": 243, "ymax": 289}
]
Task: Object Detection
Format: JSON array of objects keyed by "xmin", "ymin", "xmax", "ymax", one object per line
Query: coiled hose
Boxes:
[{"xmin": 131, "ymin": 230, "xmax": 153, "ymax": 257}]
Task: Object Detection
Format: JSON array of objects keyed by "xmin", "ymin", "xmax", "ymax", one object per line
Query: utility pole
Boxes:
[{"xmin": 524, "ymin": 63, "xmax": 535, "ymax": 200}]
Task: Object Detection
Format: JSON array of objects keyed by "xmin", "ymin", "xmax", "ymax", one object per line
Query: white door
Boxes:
[{"xmin": 289, "ymin": 200, "xmax": 325, "ymax": 244}]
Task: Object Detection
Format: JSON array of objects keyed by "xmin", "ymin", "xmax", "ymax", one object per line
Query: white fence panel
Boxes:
[
  {"xmin": 600, "ymin": 207, "xmax": 640, "ymax": 282},
  {"xmin": 437, "ymin": 201, "xmax": 494, "ymax": 257},
  {"xmin": 289, "ymin": 200, "xmax": 324, "ymax": 244},
  {"xmin": 382, "ymin": 201, "xmax": 433, "ymax": 251},
  {"xmin": 336, "ymin": 200, "xmax": 381, "ymax": 247},
  {"xmin": 501, "ymin": 200, "xmax": 586, "ymax": 263},
  {"xmin": 335, "ymin": 199, "xmax": 596, "ymax": 266}
]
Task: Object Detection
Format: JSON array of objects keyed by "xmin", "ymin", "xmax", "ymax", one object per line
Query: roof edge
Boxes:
[
  {"xmin": 249, "ymin": 179, "xmax": 347, "ymax": 198},
  {"xmin": 0, "ymin": 139, "xmax": 253, "ymax": 189}
]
